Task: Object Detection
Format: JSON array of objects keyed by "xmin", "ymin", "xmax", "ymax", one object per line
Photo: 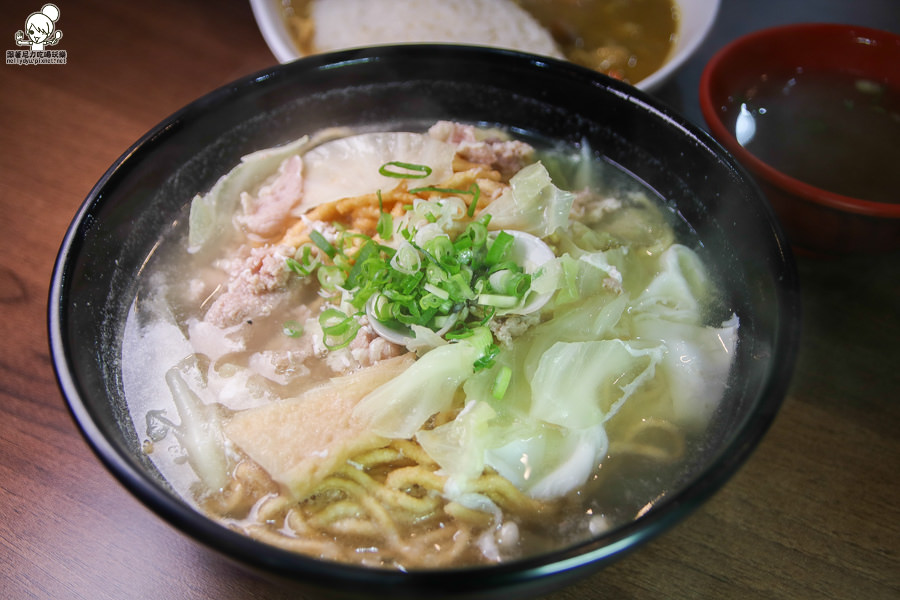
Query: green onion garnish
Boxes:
[
  {"xmin": 282, "ymin": 320, "xmax": 304, "ymax": 337},
  {"xmin": 281, "ymin": 163, "xmax": 542, "ymax": 367},
  {"xmin": 319, "ymin": 308, "xmax": 359, "ymax": 350},
  {"xmin": 484, "ymin": 231, "xmax": 514, "ymax": 266},
  {"xmin": 310, "ymin": 229, "xmax": 337, "ymax": 258},
  {"xmin": 376, "ymin": 190, "xmax": 393, "ymax": 240},
  {"xmin": 492, "ymin": 365, "xmax": 512, "ymax": 399},
  {"xmin": 379, "ymin": 161, "xmax": 433, "ymax": 179},
  {"xmin": 409, "ymin": 183, "xmax": 481, "ymax": 218}
]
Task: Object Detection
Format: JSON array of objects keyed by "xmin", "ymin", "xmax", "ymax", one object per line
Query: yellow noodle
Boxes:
[
  {"xmin": 358, "ymin": 493, "xmax": 403, "ymax": 547},
  {"xmin": 337, "ymin": 463, "xmax": 441, "ymax": 515},
  {"xmin": 470, "ymin": 472, "xmax": 543, "ymax": 516},
  {"xmin": 308, "ymin": 499, "xmax": 365, "ymax": 527},
  {"xmin": 610, "ymin": 417, "xmax": 686, "ymax": 463},
  {"xmin": 254, "ymin": 493, "xmax": 294, "ymax": 524},
  {"xmin": 245, "ymin": 523, "xmax": 344, "ymax": 560},
  {"xmin": 352, "ymin": 445, "xmax": 405, "ymax": 468},
  {"xmin": 393, "ymin": 438, "xmax": 440, "ymax": 467},
  {"xmin": 384, "ymin": 465, "xmax": 446, "ymax": 496},
  {"xmin": 323, "ymin": 517, "xmax": 381, "ymax": 538},
  {"xmin": 209, "ymin": 437, "xmax": 556, "ymax": 567},
  {"xmin": 444, "ymin": 501, "xmax": 495, "ymax": 528},
  {"xmin": 396, "ymin": 526, "xmax": 472, "ymax": 567}
]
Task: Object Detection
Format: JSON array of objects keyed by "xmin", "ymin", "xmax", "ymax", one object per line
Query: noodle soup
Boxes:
[{"xmin": 122, "ymin": 121, "xmax": 738, "ymax": 568}]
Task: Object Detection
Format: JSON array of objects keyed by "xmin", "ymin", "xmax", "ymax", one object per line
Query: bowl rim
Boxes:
[
  {"xmin": 699, "ymin": 22, "xmax": 900, "ymax": 219},
  {"xmin": 48, "ymin": 43, "xmax": 800, "ymax": 595}
]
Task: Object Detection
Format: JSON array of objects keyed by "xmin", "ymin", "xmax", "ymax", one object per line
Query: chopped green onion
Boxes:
[
  {"xmin": 379, "ymin": 161, "xmax": 433, "ymax": 179},
  {"xmin": 423, "ymin": 282, "xmax": 450, "ymax": 300},
  {"xmin": 317, "ymin": 265, "xmax": 346, "ymax": 291},
  {"xmin": 369, "ymin": 293, "xmax": 392, "ymax": 321},
  {"xmin": 408, "ymin": 183, "xmax": 481, "ymax": 218},
  {"xmin": 346, "ymin": 240, "xmax": 378, "ymax": 288},
  {"xmin": 376, "ymin": 190, "xmax": 393, "ymax": 240},
  {"xmin": 377, "ymin": 207, "xmax": 393, "ymax": 240},
  {"xmin": 285, "ymin": 257, "xmax": 306, "ymax": 276},
  {"xmin": 477, "ymin": 293, "xmax": 520, "ymax": 308},
  {"xmin": 391, "ymin": 242, "xmax": 421, "ymax": 275},
  {"xmin": 488, "ymin": 269, "xmax": 531, "ymax": 297},
  {"xmin": 466, "ymin": 183, "xmax": 481, "ymax": 217},
  {"xmin": 282, "ymin": 320, "xmax": 304, "ymax": 337},
  {"xmin": 492, "ymin": 365, "xmax": 512, "ymax": 399},
  {"xmin": 319, "ymin": 308, "xmax": 359, "ymax": 350},
  {"xmin": 420, "ymin": 293, "xmax": 446, "ymax": 310},
  {"xmin": 310, "ymin": 229, "xmax": 337, "ymax": 258},
  {"xmin": 286, "ymin": 245, "xmax": 319, "ymax": 277},
  {"xmin": 484, "ymin": 231, "xmax": 514, "ymax": 266}
]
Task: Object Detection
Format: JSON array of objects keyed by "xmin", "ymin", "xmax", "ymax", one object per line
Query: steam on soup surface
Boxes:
[{"xmin": 122, "ymin": 121, "xmax": 738, "ymax": 568}]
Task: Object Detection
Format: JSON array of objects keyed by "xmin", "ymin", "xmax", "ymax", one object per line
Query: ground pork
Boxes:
[
  {"xmin": 236, "ymin": 154, "xmax": 303, "ymax": 240},
  {"xmin": 489, "ymin": 312, "xmax": 542, "ymax": 349},
  {"xmin": 204, "ymin": 244, "xmax": 296, "ymax": 327},
  {"xmin": 569, "ymin": 189, "xmax": 624, "ymax": 226},
  {"xmin": 429, "ymin": 121, "xmax": 535, "ymax": 179}
]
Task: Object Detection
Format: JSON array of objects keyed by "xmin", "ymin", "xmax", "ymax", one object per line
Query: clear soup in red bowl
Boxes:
[{"xmin": 700, "ymin": 23, "xmax": 900, "ymax": 255}]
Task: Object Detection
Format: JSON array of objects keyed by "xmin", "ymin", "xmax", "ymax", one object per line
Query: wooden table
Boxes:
[{"xmin": 2, "ymin": 1, "xmax": 897, "ymax": 598}]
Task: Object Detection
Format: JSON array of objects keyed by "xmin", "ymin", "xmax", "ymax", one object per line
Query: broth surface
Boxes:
[{"xmin": 728, "ymin": 69, "xmax": 900, "ymax": 203}]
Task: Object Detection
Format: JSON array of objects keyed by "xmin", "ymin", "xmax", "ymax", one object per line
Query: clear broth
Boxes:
[{"xmin": 728, "ymin": 69, "xmax": 900, "ymax": 204}]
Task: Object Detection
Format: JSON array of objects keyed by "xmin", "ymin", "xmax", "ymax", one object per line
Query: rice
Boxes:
[{"xmin": 308, "ymin": 0, "xmax": 564, "ymax": 59}]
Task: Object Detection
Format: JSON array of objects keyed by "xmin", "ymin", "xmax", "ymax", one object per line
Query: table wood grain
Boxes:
[{"xmin": 1, "ymin": 1, "xmax": 897, "ymax": 598}]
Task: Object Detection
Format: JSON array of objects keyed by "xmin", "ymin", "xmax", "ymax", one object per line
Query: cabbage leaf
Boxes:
[
  {"xmin": 529, "ymin": 339, "xmax": 664, "ymax": 429},
  {"xmin": 484, "ymin": 422, "xmax": 608, "ymax": 500},
  {"xmin": 634, "ymin": 313, "xmax": 739, "ymax": 429},
  {"xmin": 633, "ymin": 244, "xmax": 711, "ymax": 322},
  {"xmin": 482, "ymin": 161, "xmax": 575, "ymax": 237},
  {"xmin": 418, "ymin": 397, "xmax": 610, "ymax": 501},
  {"xmin": 351, "ymin": 338, "xmax": 481, "ymax": 438},
  {"xmin": 188, "ymin": 135, "xmax": 313, "ymax": 253}
]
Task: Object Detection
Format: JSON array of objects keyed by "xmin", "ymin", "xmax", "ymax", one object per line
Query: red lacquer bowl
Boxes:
[{"xmin": 700, "ymin": 23, "xmax": 900, "ymax": 255}]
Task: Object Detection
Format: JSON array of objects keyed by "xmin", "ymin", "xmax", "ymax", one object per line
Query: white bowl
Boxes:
[
  {"xmin": 640, "ymin": 0, "xmax": 720, "ymax": 91},
  {"xmin": 249, "ymin": 0, "xmax": 720, "ymax": 91}
]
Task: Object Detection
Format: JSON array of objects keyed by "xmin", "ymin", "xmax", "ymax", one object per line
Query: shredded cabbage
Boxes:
[
  {"xmin": 416, "ymin": 400, "xmax": 496, "ymax": 486},
  {"xmin": 401, "ymin": 240, "xmax": 734, "ymax": 501}
]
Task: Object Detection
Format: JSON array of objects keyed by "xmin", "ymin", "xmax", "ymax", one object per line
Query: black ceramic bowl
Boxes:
[{"xmin": 49, "ymin": 46, "xmax": 800, "ymax": 599}]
